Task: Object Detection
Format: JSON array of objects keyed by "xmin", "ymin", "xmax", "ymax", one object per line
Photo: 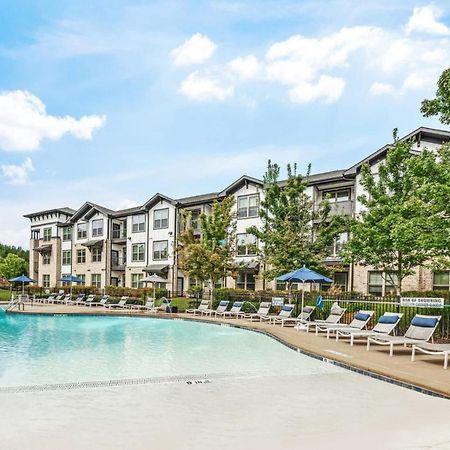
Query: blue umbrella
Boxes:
[
  {"xmin": 277, "ymin": 267, "xmax": 332, "ymax": 316},
  {"xmin": 9, "ymin": 274, "xmax": 35, "ymax": 294},
  {"xmin": 59, "ymin": 275, "xmax": 83, "ymax": 296}
]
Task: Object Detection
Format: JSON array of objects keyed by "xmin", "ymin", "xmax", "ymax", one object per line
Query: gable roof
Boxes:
[
  {"xmin": 344, "ymin": 127, "xmax": 450, "ymax": 176},
  {"xmin": 142, "ymin": 193, "xmax": 176, "ymax": 210},
  {"xmin": 67, "ymin": 202, "xmax": 115, "ymax": 223},
  {"xmin": 219, "ymin": 175, "xmax": 263, "ymax": 196},
  {"xmin": 23, "ymin": 207, "xmax": 76, "ymax": 219}
]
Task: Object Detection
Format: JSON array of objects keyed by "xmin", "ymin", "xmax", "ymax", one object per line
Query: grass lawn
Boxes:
[{"xmin": 0, "ymin": 289, "xmax": 11, "ymax": 301}]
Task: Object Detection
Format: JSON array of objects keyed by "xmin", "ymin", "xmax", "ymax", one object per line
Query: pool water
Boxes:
[{"xmin": 0, "ymin": 314, "xmax": 342, "ymax": 387}]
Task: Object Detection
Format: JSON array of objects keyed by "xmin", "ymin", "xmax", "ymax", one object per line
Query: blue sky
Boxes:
[{"xmin": 0, "ymin": 0, "xmax": 449, "ymax": 247}]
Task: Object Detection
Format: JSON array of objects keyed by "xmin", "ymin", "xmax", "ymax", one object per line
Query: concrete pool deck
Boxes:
[{"xmin": 5, "ymin": 303, "xmax": 449, "ymax": 398}]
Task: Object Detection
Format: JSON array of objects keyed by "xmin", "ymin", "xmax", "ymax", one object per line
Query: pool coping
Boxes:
[{"xmin": 5, "ymin": 309, "xmax": 450, "ymax": 400}]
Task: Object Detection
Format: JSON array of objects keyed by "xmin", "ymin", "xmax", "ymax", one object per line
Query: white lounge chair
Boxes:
[
  {"xmin": 77, "ymin": 294, "xmax": 94, "ymax": 306},
  {"xmin": 132, "ymin": 297, "xmax": 157, "ymax": 312},
  {"xmin": 262, "ymin": 304, "xmax": 295, "ymax": 323},
  {"xmin": 412, "ymin": 343, "xmax": 450, "ymax": 369},
  {"xmin": 186, "ymin": 299, "xmax": 210, "ymax": 315},
  {"xmin": 215, "ymin": 301, "xmax": 244, "ymax": 318},
  {"xmin": 245, "ymin": 302, "xmax": 272, "ymax": 321},
  {"xmin": 51, "ymin": 293, "xmax": 65, "ymax": 304},
  {"xmin": 40, "ymin": 293, "xmax": 56, "ymax": 304},
  {"xmin": 334, "ymin": 312, "xmax": 403, "ymax": 346},
  {"xmin": 158, "ymin": 297, "xmax": 172, "ymax": 312},
  {"xmin": 66, "ymin": 293, "xmax": 84, "ymax": 305},
  {"xmin": 204, "ymin": 300, "xmax": 229, "ymax": 317},
  {"xmin": 367, "ymin": 314, "xmax": 441, "ymax": 357},
  {"xmin": 105, "ymin": 296, "xmax": 130, "ymax": 309},
  {"xmin": 295, "ymin": 303, "xmax": 347, "ymax": 333},
  {"xmin": 88, "ymin": 295, "xmax": 110, "ymax": 307},
  {"xmin": 323, "ymin": 310, "xmax": 375, "ymax": 339},
  {"xmin": 275, "ymin": 305, "xmax": 315, "ymax": 327}
]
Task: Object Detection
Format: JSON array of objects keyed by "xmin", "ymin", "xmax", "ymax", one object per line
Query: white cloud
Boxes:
[
  {"xmin": 171, "ymin": 33, "xmax": 217, "ymax": 66},
  {"xmin": 405, "ymin": 5, "xmax": 450, "ymax": 36},
  {"xmin": 289, "ymin": 76, "xmax": 346, "ymax": 104},
  {"xmin": 179, "ymin": 71, "xmax": 234, "ymax": 101},
  {"xmin": 1, "ymin": 157, "xmax": 34, "ymax": 186},
  {"xmin": 264, "ymin": 26, "xmax": 382, "ymax": 103},
  {"xmin": 0, "ymin": 90, "xmax": 106, "ymax": 152},
  {"xmin": 369, "ymin": 81, "xmax": 396, "ymax": 95},
  {"xmin": 228, "ymin": 55, "xmax": 261, "ymax": 79}
]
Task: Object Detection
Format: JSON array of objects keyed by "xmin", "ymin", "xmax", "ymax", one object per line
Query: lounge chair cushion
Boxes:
[
  {"xmin": 355, "ymin": 312, "xmax": 370, "ymax": 321},
  {"xmin": 303, "ymin": 306, "xmax": 314, "ymax": 314},
  {"xmin": 282, "ymin": 305, "xmax": 293, "ymax": 312},
  {"xmin": 411, "ymin": 317, "xmax": 439, "ymax": 328},
  {"xmin": 379, "ymin": 314, "xmax": 400, "ymax": 324},
  {"xmin": 219, "ymin": 301, "xmax": 228, "ymax": 307}
]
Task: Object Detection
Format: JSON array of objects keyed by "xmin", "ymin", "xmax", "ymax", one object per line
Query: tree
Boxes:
[
  {"xmin": 0, "ymin": 253, "xmax": 28, "ymax": 280},
  {"xmin": 248, "ymin": 161, "xmax": 343, "ymax": 282},
  {"xmin": 0, "ymin": 243, "xmax": 29, "ymax": 261},
  {"xmin": 343, "ymin": 131, "xmax": 450, "ymax": 295},
  {"xmin": 177, "ymin": 197, "xmax": 236, "ymax": 298},
  {"xmin": 421, "ymin": 67, "xmax": 450, "ymax": 124}
]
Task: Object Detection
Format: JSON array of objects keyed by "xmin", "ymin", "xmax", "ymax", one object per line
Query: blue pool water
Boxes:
[{"xmin": 0, "ymin": 314, "xmax": 340, "ymax": 387}]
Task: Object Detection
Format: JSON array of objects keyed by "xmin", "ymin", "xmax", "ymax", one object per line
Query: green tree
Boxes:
[
  {"xmin": 248, "ymin": 161, "xmax": 342, "ymax": 282},
  {"xmin": 0, "ymin": 243, "xmax": 29, "ymax": 261},
  {"xmin": 0, "ymin": 253, "xmax": 28, "ymax": 280},
  {"xmin": 343, "ymin": 131, "xmax": 450, "ymax": 295},
  {"xmin": 177, "ymin": 197, "xmax": 236, "ymax": 298},
  {"xmin": 421, "ymin": 67, "xmax": 450, "ymax": 124}
]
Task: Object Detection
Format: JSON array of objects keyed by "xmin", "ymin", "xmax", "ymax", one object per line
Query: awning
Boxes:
[
  {"xmin": 81, "ymin": 240, "xmax": 104, "ymax": 248},
  {"xmin": 34, "ymin": 244, "xmax": 52, "ymax": 253},
  {"xmin": 144, "ymin": 264, "xmax": 169, "ymax": 273}
]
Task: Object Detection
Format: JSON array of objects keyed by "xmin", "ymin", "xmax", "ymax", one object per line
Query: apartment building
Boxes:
[{"xmin": 25, "ymin": 127, "xmax": 450, "ymax": 295}]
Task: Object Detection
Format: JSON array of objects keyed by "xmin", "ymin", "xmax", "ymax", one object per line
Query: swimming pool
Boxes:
[{"xmin": 0, "ymin": 313, "xmax": 343, "ymax": 387}]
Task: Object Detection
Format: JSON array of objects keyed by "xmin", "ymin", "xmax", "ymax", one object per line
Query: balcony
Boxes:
[
  {"xmin": 111, "ymin": 255, "xmax": 126, "ymax": 271},
  {"xmin": 111, "ymin": 229, "xmax": 127, "ymax": 243},
  {"xmin": 329, "ymin": 200, "xmax": 354, "ymax": 217}
]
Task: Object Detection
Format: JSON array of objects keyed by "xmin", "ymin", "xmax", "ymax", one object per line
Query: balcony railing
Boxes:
[
  {"xmin": 328, "ymin": 200, "xmax": 354, "ymax": 216},
  {"xmin": 112, "ymin": 230, "xmax": 127, "ymax": 240},
  {"xmin": 111, "ymin": 255, "xmax": 126, "ymax": 270}
]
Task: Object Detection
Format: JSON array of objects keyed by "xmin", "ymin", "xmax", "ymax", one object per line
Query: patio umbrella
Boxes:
[
  {"xmin": 59, "ymin": 275, "xmax": 83, "ymax": 296},
  {"xmin": 277, "ymin": 266, "xmax": 332, "ymax": 317},
  {"xmin": 9, "ymin": 274, "xmax": 35, "ymax": 295},
  {"xmin": 142, "ymin": 274, "xmax": 168, "ymax": 300}
]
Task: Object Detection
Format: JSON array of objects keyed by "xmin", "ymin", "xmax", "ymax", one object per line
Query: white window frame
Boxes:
[
  {"xmin": 132, "ymin": 214, "xmax": 146, "ymax": 233},
  {"xmin": 132, "ymin": 243, "xmax": 145, "ymax": 262},
  {"xmin": 237, "ymin": 233, "xmax": 257, "ymax": 256},
  {"xmin": 153, "ymin": 240, "xmax": 168, "ymax": 260},
  {"xmin": 77, "ymin": 223, "xmax": 87, "ymax": 239},
  {"xmin": 154, "ymin": 208, "xmax": 169, "ymax": 230},
  {"xmin": 62, "ymin": 250, "xmax": 72, "ymax": 265},
  {"xmin": 237, "ymin": 194, "xmax": 259, "ymax": 219},
  {"xmin": 77, "ymin": 249, "xmax": 86, "ymax": 264},
  {"xmin": 92, "ymin": 219, "xmax": 104, "ymax": 237}
]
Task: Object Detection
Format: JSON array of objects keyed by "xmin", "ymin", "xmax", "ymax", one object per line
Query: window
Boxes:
[
  {"xmin": 236, "ymin": 272, "xmax": 256, "ymax": 290},
  {"xmin": 368, "ymin": 271, "xmax": 383, "ymax": 295},
  {"xmin": 77, "ymin": 249, "xmax": 86, "ymax": 264},
  {"xmin": 91, "ymin": 247, "xmax": 102, "ymax": 263},
  {"xmin": 322, "ymin": 189, "xmax": 350, "ymax": 202},
  {"xmin": 237, "ymin": 194, "xmax": 259, "ymax": 219},
  {"xmin": 42, "ymin": 253, "xmax": 51, "ymax": 265},
  {"xmin": 214, "ymin": 278, "xmax": 225, "ymax": 289},
  {"xmin": 77, "ymin": 223, "xmax": 87, "ymax": 239},
  {"xmin": 62, "ymin": 227, "xmax": 72, "ymax": 241},
  {"xmin": 154, "ymin": 209, "xmax": 169, "ymax": 229},
  {"xmin": 153, "ymin": 240, "xmax": 168, "ymax": 260},
  {"xmin": 78, "ymin": 274, "xmax": 86, "ymax": 286},
  {"xmin": 368, "ymin": 271, "xmax": 398, "ymax": 296},
  {"xmin": 132, "ymin": 214, "xmax": 146, "ymax": 233},
  {"xmin": 433, "ymin": 272, "xmax": 449, "ymax": 291},
  {"xmin": 43, "ymin": 227, "xmax": 52, "ymax": 241},
  {"xmin": 91, "ymin": 274, "xmax": 101, "ymax": 289},
  {"xmin": 92, "ymin": 219, "xmax": 103, "ymax": 237},
  {"xmin": 132, "ymin": 273, "xmax": 144, "ymax": 289},
  {"xmin": 237, "ymin": 233, "xmax": 257, "ymax": 256},
  {"xmin": 132, "ymin": 243, "xmax": 145, "ymax": 262},
  {"xmin": 327, "ymin": 232, "xmax": 348, "ymax": 257},
  {"xmin": 62, "ymin": 250, "xmax": 72, "ymax": 265},
  {"xmin": 42, "ymin": 274, "xmax": 50, "ymax": 288},
  {"xmin": 334, "ymin": 272, "xmax": 348, "ymax": 291}
]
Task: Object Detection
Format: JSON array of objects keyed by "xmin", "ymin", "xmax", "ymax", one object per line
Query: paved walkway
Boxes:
[{"xmin": 6, "ymin": 303, "xmax": 450, "ymax": 398}]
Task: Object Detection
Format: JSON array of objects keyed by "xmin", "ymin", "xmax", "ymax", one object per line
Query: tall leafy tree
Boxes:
[
  {"xmin": 177, "ymin": 197, "xmax": 236, "ymax": 298},
  {"xmin": 0, "ymin": 243, "xmax": 29, "ymax": 261},
  {"xmin": 248, "ymin": 161, "xmax": 342, "ymax": 281},
  {"xmin": 343, "ymin": 131, "xmax": 450, "ymax": 295},
  {"xmin": 0, "ymin": 253, "xmax": 28, "ymax": 280},
  {"xmin": 421, "ymin": 67, "xmax": 450, "ymax": 124}
]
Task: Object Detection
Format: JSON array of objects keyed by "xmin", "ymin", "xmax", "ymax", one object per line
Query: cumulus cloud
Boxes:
[
  {"xmin": 0, "ymin": 90, "xmax": 106, "ymax": 152},
  {"xmin": 289, "ymin": 76, "xmax": 346, "ymax": 104},
  {"xmin": 264, "ymin": 26, "xmax": 381, "ymax": 103},
  {"xmin": 1, "ymin": 157, "xmax": 34, "ymax": 185},
  {"xmin": 171, "ymin": 33, "xmax": 217, "ymax": 66},
  {"xmin": 179, "ymin": 71, "xmax": 234, "ymax": 101},
  {"xmin": 369, "ymin": 81, "xmax": 396, "ymax": 96},
  {"xmin": 405, "ymin": 5, "xmax": 450, "ymax": 36},
  {"xmin": 228, "ymin": 55, "xmax": 261, "ymax": 79}
]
